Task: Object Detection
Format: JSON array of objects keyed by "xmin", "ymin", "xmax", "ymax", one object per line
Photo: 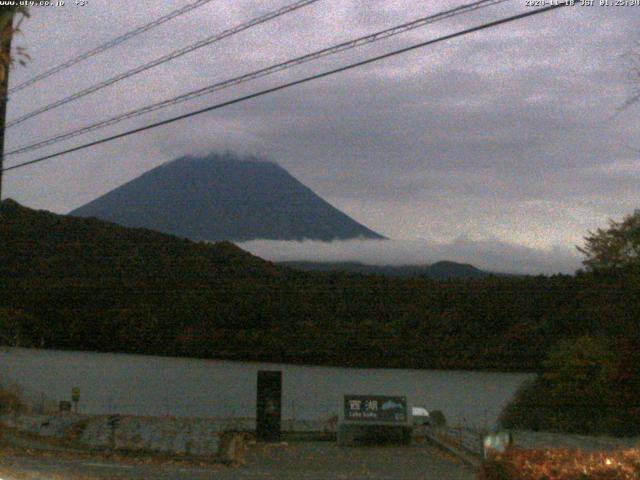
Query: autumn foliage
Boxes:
[
  {"xmin": 0, "ymin": 383, "xmax": 24, "ymax": 414},
  {"xmin": 478, "ymin": 448, "xmax": 640, "ymax": 480}
]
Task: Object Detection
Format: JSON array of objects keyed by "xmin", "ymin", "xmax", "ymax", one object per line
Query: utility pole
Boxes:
[{"xmin": 0, "ymin": 12, "xmax": 13, "ymax": 201}]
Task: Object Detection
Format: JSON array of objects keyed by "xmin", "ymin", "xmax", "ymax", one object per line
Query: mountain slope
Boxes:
[
  {"xmin": 69, "ymin": 152, "xmax": 383, "ymax": 242},
  {"xmin": 1, "ymin": 200, "xmax": 639, "ymax": 374},
  {"xmin": 279, "ymin": 260, "xmax": 493, "ymax": 279},
  {"xmin": 1, "ymin": 198, "xmax": 280, "ymax": 282}
]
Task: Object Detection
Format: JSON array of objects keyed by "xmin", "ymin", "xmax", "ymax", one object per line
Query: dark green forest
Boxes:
[
  {"xmin": 3, "ymin": 199, "xmax": 640, "ymax": 435},
  {"xmin": 2, "ymin": 199, "xmax": 638, "ymax": 373}
]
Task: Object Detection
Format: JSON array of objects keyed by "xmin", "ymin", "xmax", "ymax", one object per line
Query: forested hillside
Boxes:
[
  {"xmin": 279, "ymin": 260, "xmax": 493, "ymax": 279},
  {"xmin": 1, "ymin": 199, "xmax": 639, "ymax": 373}
]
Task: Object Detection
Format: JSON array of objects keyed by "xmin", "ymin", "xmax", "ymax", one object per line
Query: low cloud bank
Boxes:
[{"xmin": 237, "ymin": 237, "xmax": 583, "ymax": 275}]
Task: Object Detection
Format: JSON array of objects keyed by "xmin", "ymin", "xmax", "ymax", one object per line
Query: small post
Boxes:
[{"xmin": 71, "ymin": 386, "xmax": 80, "ymax": 414}]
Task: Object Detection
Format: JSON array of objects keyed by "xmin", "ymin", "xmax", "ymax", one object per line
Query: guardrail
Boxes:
[
  {"xmin": 423, "ymin": 426, "xmax": 484, "ymax": 468},
  {"xmin": 444, "ymin": 426, "xmax": 484, "ymax": 456}
]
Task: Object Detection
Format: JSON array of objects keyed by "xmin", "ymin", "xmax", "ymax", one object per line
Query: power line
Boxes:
[
  {"xmin": 1, "ymin": 3, "xmax": 569, "ymax": 175},
  {"xmin": 4, "ymin": 0, "xmax": 321, "ymax": 129},
  {"xmin": 7, "ymin": 0, "xmax": 217, "ymax": 96},
  {"xmin": 6, "ymin": 0, "xmax": 509, "ymax": 158}
]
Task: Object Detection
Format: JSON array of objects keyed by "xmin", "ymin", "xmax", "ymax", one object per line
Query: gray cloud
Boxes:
[{"xmin": 3, "ymin": 1, "xmax": 640, "ymax": 273}]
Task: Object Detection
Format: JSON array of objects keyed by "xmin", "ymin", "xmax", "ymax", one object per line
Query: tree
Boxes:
[
  {"xmin": 542, "ymin": 336, "xmax": 615, "ymax": 396},
  {"xmin": 500, "ymin": 336, "xmax": 625, "ymax": 435},
  {"xmin": 0, "ymin": 308, "xmax": 46, "ymax": 347},
  {"xmin": 0, "ymin": 6, "xmax": 30, "ymax": 84},
  {"xmin": 577, "ymin": 209, "xmax": 640, "ymax": 271},
  {"xmin": 0, "ymin": 6, "xmax": 29, "ymax": 200}
]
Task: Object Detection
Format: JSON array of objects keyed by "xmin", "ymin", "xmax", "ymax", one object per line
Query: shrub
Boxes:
[
  {"xmin": 477, "ymin": 448, "xmax": 640, "ymax": 480},
  {"xmin": 429, "ymin": 410, "xmax": 446, "ymax": 427},
  {"xmin": 499, "ymin": 335, "xmax": 640, "ymax": 437},
  {"xmin": 0, "ymin": 381, "xmax": 25, "ymax": 414}
]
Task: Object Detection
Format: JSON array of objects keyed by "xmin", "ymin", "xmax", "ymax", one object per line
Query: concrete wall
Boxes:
[{"xmin": 0, "ymin": 413, "xmax": 251, "ymax": 456}]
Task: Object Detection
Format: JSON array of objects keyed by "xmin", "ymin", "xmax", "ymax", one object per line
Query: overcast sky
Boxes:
[{"xmin": 3, "ymin": 0, "xmax": 639, "ymax": 273}]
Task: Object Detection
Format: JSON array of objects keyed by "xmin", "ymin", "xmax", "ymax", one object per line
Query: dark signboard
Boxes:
[
  {"xmin": 256, "ymin": 371, "xmax": 282, "ymax": 441},
  {"xmin": 343, "ymin": 395, "xmax": 407, "ymax": 423}
]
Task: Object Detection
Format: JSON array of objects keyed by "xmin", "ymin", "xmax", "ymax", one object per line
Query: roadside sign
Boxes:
[
  {"xmin": 71, "ymin": 387, "xmax": 80, "ymax": 402},
  {"xmin": 343, "ymin": 395, "xmax": 407, "ymax": 423},
  {"xmin": 483, "ymin": 431, "xmax": 513, "ymax": 458}
]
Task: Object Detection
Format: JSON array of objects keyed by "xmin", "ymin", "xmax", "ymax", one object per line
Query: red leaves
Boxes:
[{"xmin": 478, "ymin": 448, "xmax": 640, "ymax": 480}]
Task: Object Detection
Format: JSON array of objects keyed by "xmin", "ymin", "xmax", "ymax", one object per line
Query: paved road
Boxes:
[{"xmin": 0, "ymin": 441, "xmax": 475, "ymax": 479}]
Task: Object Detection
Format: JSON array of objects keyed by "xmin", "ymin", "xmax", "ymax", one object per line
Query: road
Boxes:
[{"xmin": 0, "ymin": 441, "xmax": 476, "ymax": 479}]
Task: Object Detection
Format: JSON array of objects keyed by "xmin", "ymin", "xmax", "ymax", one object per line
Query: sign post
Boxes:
[
  {"xmin": 71, "ymin": 387, "xmax": 80, "ymax": 414},
  {"xmin": 338, "ymin": 394, "xmax": 412, "ymax": 446},
  {"xmin": 256, "ymin": 371, "xmax": 282, "ymax": 441},
  {"xmin": 343, "ymin": 395, "xmax": 408, "ymax": 423}
]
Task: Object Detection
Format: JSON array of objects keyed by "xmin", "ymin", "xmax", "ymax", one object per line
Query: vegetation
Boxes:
[
  {"xmin": 0, "ymin": 5, "xmax": 30, "ymax": 84},
  {"xmin": 2, "ymin": 199, "xmax": 640, "ymax": 434},
  {"xmin": 0, "ymin": 380, "xmax": 25, "ymax": 415},
  {"xmin": 500, "ymin": 334, "xmax": 640, "ymax": 436},
  {"xmin": 1, "ymin": 199, "xmax": 638, "ymax": 374},
  {"xmin": 500, "ymin": 210, "xmax": 640, "ymax": 436},
  {"xmin": 478, "ymin": 448, "xmax": 640, "ymax": 480},
  {"xmin": 280, "ymin": 260, "xmax": 493, "ymax": 279},
  {"xmin": 578, "ymin": 209, "xmax": 640, "ymax": 271}
]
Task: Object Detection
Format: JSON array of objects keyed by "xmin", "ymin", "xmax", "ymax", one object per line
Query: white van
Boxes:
[{"xmin": 411, "ymin": 406, "xmax": 430, "ymax": 426}]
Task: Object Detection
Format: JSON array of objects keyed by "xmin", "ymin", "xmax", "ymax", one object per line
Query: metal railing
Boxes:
[{"xmin": 428, "ymin": 425, "xmax": 485, "ymax": 458}]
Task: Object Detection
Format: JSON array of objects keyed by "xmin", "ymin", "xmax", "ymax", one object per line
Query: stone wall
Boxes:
[{"xmin": 0, "ymin": 413, "xmax": 256, "ymax": 456}]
